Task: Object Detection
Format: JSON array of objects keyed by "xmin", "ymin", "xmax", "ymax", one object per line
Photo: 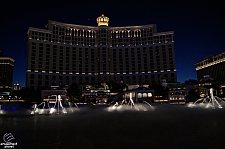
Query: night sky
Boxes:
[{"xmin": 0, "ymin": 0, "xmax": 224, "ymax": 87}]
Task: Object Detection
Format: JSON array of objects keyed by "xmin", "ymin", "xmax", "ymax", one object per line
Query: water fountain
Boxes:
[
  {"xmin": 31, "ymin": 95, "xmax": 79, "ymax": 115},
  {"xmin": 188, "ymin": 88, "xmax": 225, "ymax": 109},
  {"xmin": 107, "ymin": 92, "xmax": 154, "ymax": 112},
  {"xmin": 30, "ymin": 102, "xmax": 50, "ymax": 114},
  {"xmin": 0, "ymin": 105, "xmax": 3, "ymax": 114}
]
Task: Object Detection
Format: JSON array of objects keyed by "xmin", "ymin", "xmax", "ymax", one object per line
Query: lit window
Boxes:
[
  {"xmin": 137, "ymin": 93, "xmax": 142, "ymax": 98},
  {"xmin": 143, "ymin": 93, "xmax": 147, "ymax": 97},
  {"xmin": 148, "ymin": 93, "xmax": 152, "ymax": 97}
]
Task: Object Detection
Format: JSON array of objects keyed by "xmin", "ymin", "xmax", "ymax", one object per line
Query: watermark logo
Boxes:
[
  {"xmin": 1, "ymin": 133, "xmax": 17, "ymax": 148},
  {"xmin": 3, "ymin": 133, "xmax": 15, "ymax": 143}
]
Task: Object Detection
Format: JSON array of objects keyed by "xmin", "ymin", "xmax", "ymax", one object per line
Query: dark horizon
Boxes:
[{"xmin": 1, "ymin": 0, "xmax": 224, "ymax": 87}]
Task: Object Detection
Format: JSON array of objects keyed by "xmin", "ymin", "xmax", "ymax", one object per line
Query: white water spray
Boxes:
[
  {"xmin": 188, "ymin": 88, "xmax": 225, "ymax": 109},
  {"xmin": 107, "ymin": 92, "xmax": 154, "ymax": 112},
  {"xmin": 31, "ymin": 95, "xmax": 79, "ymax": 115}
]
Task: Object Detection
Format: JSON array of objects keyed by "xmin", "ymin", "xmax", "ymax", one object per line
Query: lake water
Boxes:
[{"xmin": 0, "ymin": 105, "xmax": 225, "ymax": 149}]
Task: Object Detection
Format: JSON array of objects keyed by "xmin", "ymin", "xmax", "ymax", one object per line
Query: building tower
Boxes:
[
  {"xmin": 13, "ymin": 82, "xmax": 21, "ymax": 90},
  {"xmin": 0, "ymin": 50, "xmax": 15, "ymax": 90},
  {"xmin": 26, "ymin": 14, "xmax": 176, "ymax": 89}
]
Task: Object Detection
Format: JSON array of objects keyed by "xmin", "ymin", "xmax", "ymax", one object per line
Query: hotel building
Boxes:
[
  {"xmin": 195, "ymin": 52, "xmax": 225, "ymax": 83},
  {"xmin": 26, "ymin": 14, "xmax": 177, "ymax": 89},
  {"xmin": 0, "ymin": 50, "xmax": 15, "ymax": 89}
]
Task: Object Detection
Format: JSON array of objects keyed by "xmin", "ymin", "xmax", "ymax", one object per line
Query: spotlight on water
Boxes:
[{"xmin": 188, "ymin": 88, "xmax": 225, "ymax": 109}]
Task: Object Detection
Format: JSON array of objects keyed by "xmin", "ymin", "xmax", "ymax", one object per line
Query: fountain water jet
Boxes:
[
  {"xmin": 50, "ymin": 95, "xmax": 67, "ymax": 114},
  {"xmin": 0, "ymin": 105, "xmax": 3, "ymax": 114},
  {"xmin": 31, "ymin": 101, "xmax": 50, "ymax": 114},
  {"xmin": 188, "ymin": 88, "xmax": 225, "ymax": 109},
  {"xmin": 31, "ymin": 95, "xmax": 79, "ymax": 115},
  {"xmin": 107, "ymin": 92, "xmax": 154, "ymax": 112}
]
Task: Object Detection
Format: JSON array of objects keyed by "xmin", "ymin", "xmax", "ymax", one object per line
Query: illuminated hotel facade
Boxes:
[
  {"xmin": 195, "ymin": 52, "xmax": 225, "ymax": 82},
  {"xmin": 26, "ymin": 14, "xmax": 177, "ymax": 89}
]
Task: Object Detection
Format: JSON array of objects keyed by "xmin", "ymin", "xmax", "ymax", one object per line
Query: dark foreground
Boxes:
[{"xmin": 0, "ymin": 105, "xmax": 225, "ymax": 149}]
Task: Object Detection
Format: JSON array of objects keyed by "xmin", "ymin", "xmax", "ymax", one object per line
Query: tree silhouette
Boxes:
[{"xmin": 67, "ymin": 82, "xmax": 81, "ymax": 102}]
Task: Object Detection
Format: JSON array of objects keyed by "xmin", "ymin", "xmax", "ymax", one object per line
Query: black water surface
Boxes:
[{"xmin": 0, "ymin": 105, "xmax": 225, "ymax": 149}]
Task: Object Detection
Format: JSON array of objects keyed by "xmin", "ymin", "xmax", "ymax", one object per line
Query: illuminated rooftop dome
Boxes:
[{"xmin": 96, "ymin": 14, "xmax": 109, "ymax": 26}]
